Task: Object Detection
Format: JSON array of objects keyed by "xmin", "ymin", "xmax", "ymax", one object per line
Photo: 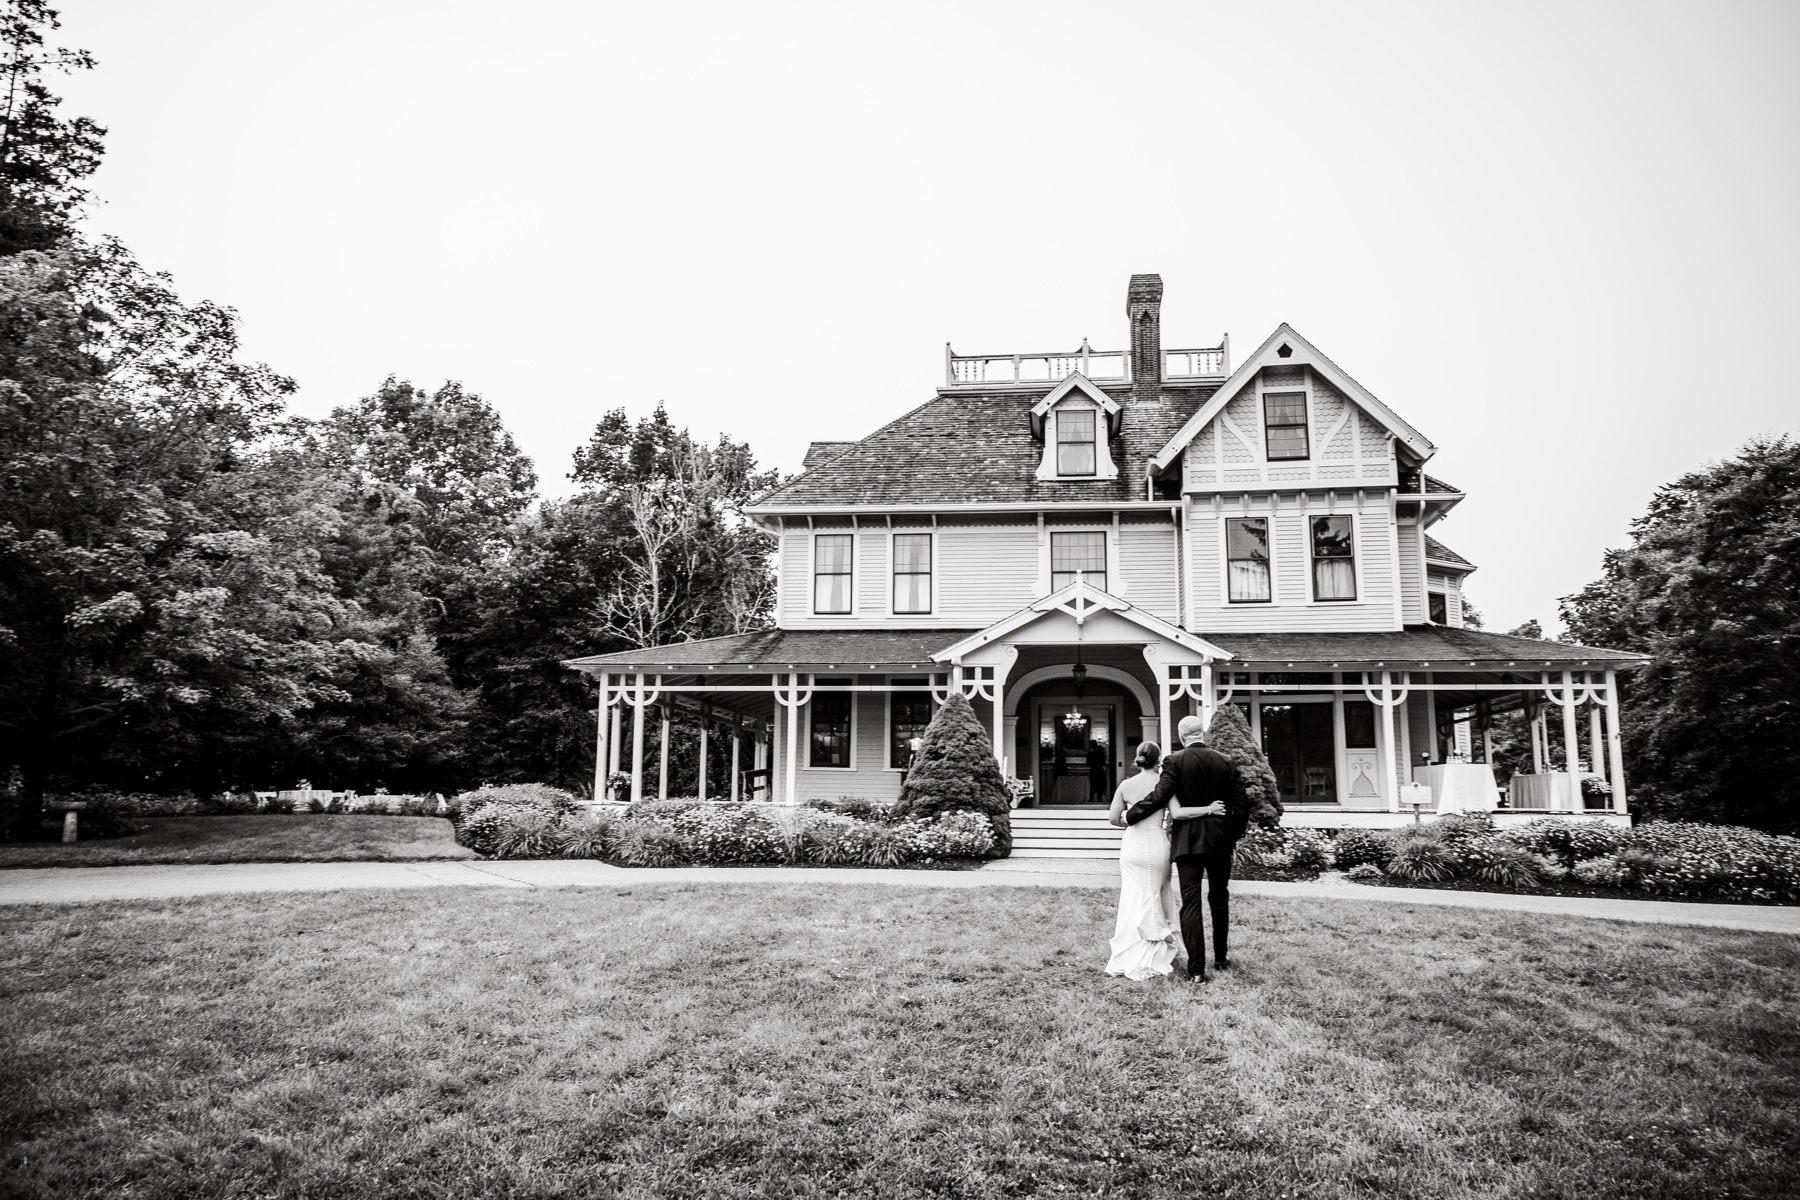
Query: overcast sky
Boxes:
[{"xmin": 58, "ymin": 0, "xmax": 1800, "ymax": 634}]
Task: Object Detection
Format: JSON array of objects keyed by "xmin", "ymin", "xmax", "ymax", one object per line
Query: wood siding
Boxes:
[
  {"xmin": 1117, "ymin": 522, "xmax": 1179, "ymax": 621},
  {"xmin": 1183, "ymin": 368, "xmax": 1396, "ymax": 492},
  {"xmin": 1185, "ymin": 489, "xmax": 1401, "ymax": 632},
  {"xmin": 1397, "ymin": 517, "xmax": 1426, "ymax": 624},
  {"xmin": 776, "ymin": 520, "xmax": 1039, "ymax": 629}
]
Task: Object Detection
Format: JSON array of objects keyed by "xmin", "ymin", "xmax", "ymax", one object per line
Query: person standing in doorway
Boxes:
[
  {"xmin": 1086, "ymin": 739, "xmax": 1109, "ymax": 803},
  {"xmin": 1124, "ymin": 714, "xmax": 1247, "ymax": 981}
]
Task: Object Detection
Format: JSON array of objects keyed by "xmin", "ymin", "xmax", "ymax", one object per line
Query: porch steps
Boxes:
[{"xmin": 1009, "ymin": 807, "xmax": 1121, "ymax": 859}]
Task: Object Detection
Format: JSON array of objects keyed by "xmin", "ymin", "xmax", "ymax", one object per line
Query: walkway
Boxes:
[{"xmin": 2, "ymin": 858, "xmax": 1796, "ymax": 935}]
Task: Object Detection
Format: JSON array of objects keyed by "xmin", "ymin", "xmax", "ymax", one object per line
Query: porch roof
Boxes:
[
  {"xmin": 1203, "ymin": 625, "xmax": 1649, "ymax": 670},
  {"xmin": 563, "ymin": 629, "xmax": 981, "ymax": 674}
]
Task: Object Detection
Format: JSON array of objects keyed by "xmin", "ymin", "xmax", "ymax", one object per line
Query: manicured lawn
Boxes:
[
  {"xmin": 2, "ymin": 886, "xmax": 1796, "ymax": 1199},
  {"xmin": 0, "ymin": 814, "xmax": 473, "ymax": 868}
]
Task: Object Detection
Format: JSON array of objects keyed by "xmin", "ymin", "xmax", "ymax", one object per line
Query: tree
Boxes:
[
  {"xmin": 893, "ymin": 692, "xmax": 1011, "ymax": 857},
  {"xmin": 455, "ymin": 406, "xmax": 781, "ymax": 789},
  {"xmin": 0, "ymin": 2, "xmax": 103, "ymax": 254},
  {"xmin": 0, "ymin": 242, "xmax": 348, "ymax": 833},
  {"xmin": 1204, "ymin": 704, "xmax": 1281, "ymax": 829},
  {"xmin": 1560, "ymin": 436, "xmax": 1800, "ymax": 832}
]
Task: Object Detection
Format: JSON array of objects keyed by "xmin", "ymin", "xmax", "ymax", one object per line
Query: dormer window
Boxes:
[
  {"xmin": 1264, "ymin": 392, "xmax": 1309, "ymax": 460},
  {"xmin": 1056, "ymin": 409, "xmax": 1097, "ymax": 475}
]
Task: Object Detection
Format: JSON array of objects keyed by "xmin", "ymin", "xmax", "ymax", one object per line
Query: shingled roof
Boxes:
[
  {"xmin": 564, "ymin": 629, "xmax": 980, "ymax": 673},
  {"xmin": 1424, "ymin": 536, "xmax": 1475, "ymax": 570},
  {"xmin": 1205, "ymin": 625, "xmax": 1646, "ymax": 667},
  {"xmin": 749, "ymin": 387, "xmax": 1214, "ymax": 509}
]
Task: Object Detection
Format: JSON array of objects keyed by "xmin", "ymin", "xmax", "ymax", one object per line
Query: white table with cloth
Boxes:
[{"xmin": 1414, "ymin": 763, "xmax": 1501, "ymax": 813}]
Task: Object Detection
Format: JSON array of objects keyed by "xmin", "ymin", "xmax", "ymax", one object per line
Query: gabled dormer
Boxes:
[
  {"xmin": 1031, "ymin": 374, "xmax": 1122, "ymax": 481},
  {"xmin": 1149, "ymin": 323, "xmax": 1435, "ymax": 493}
]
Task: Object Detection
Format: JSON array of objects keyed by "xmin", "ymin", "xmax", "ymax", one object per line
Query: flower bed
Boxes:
[
  {"xmin": 450, "ymin": 790, "xmax": 998, "ymax": 869},
  {"xmin": 1320, "ymin": 816, "xmax": 1800, "ymax": 904}
]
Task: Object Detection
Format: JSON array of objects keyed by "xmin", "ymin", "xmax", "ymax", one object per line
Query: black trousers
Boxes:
[{"xmin": 1175, "ymin": 850, "xmax": 1232, "ymax": 973}]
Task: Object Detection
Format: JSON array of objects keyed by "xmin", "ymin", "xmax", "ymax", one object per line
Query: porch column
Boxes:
[
  {"xmin": 697, "ymin": 707, "xmax": 709, "ymax": 801},
  {"xmin": 1605, "ymin": 669, "xmax": 1629, "ymax": 812},
  {"xmin": 1530, "ymin": 707, "xmax": 1545, "ymax": 773},
  {"xmin": 1587, "ymin": 697, "xmax": 1604, "ymax": 783},
  {"xmin": 1002, "ymin": 715, "xmax": 1019, "ymax": 778},
  {"xmin": 658, "ymin": 706, "xmax": 671, "ymax": 800},
  {"xmin": 1157, "ymin": 664, "xmax": 1172, "ymax": 751},
  {"xmin": 609, "ymin": 707, "xmax": 622, "ymax": 776},
  {"xmin": 989, "ymin": 649, "xmax": 1018, "ymax": 771},
  {"xmin": 1199, "ymin": 662, "xmax": 1216, "ymax": 727},
  {"xmin": 786, "ymin": 673, "xmax": 800, "ymax": 805},
  {"xmin": 1380, "ymin": 671, "xmax": 1400, "ymax": 812},
  {"xmin": 594, "ymin": 673, "xmax": 609, "ymax": 803},
  {"xmin": 730, "ymin": 716, "xmax": 741, "ymax": 802},
  {"xmin": 1560, "ymin": 670, "xmax": 1581, "ymax": 778},
  {"xmin": 630, "ymin": 675, "xmax": 646, "ymax": 805}
]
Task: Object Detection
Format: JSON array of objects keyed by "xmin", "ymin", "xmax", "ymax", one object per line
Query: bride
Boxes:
[{"xmin": 1103, "ymin": 741, "xmax": 1182, "ymax": 980}]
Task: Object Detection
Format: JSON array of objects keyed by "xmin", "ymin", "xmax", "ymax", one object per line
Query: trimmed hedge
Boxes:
[
  {"xmin": 458, "ymin": 798, "xmax": 998, "ymax": 867},
  {"xmin": 1325, "ymin": 816, "xmax": 1800, "ymax": 901}
]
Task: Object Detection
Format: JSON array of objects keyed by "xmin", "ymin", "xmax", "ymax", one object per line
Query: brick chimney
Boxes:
[{"xmin": 1127, "ymin": 273, "xmax": 1162, "ymax": 403}]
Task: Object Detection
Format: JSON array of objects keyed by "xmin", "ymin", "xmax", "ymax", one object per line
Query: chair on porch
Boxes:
[{"xmin": 739, "ymin": 767, "xmax": 772, "ymax": 801}]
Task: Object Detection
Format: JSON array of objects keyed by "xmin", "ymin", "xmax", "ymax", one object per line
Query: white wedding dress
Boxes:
[{"xmin": 1104, "ymin": 766, "xmax": 1183, "ymax": 981}]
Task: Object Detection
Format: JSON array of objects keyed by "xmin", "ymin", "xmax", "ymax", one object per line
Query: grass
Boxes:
[
  {"xmin": 2, "ymin": 887, "xmax": 1797, "ymax": 1200},
  {"xmin": 0, "ymin": 814, "xmax": 474, "ymax": 868}
]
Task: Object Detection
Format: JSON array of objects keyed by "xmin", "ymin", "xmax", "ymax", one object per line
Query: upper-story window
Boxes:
[
  {"xmin": 1311, "ymin": 515, "xmax": 1356, "ymax": 601},
  {"xmin": 1056, "ymin": 409, "xmax": 1097, "ymax": 475},
  {"xmin": 1051, "ymin": 531, "xmax": 1107, "ymax": 592},
  {"xmin": 813, "ymin": 534, "xmax": 853, "ymax": 614},
  {"xmin": 892, "ymin": 533, "xmax": 931, "ymax": 614},
  {"xmin": 1226, "ymin": 517, "xmax": 1271, "ymax": 603},
  {"xmin": 808, "ymin": 678, "xmax": 852, "ymax": 768},
  {"xmin": 1428, "ymin": 592, "xmax": 1448, "ymax": 624},
  {"xmin": 1264, "ymin": 392, "xmax": 1309, "ymax": 460}
]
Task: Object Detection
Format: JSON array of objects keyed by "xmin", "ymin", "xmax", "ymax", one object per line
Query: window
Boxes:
[
  {"xmin": 813, "ymin": 534, "xmax": 852, "ymax": 614},
  {"xmin": 1311, "ymin": 515, "xmax": 1356, "ymax": 601},
  {"xmin": 808, "ymin": 681, "xmax": 852, "ymax": 768},
  {"xmin": 1051, "ymin": 531, "xmax": 1107, "ymax": 592},
  {"xmin": 1343, "ymin": 700, "xmax": 1377, "ymax": 748},
  {"xmin": 892, "ymin": 533, "xmax": 931, "ymax": 614},
  {"xmin": 1428, "ymin": 592, "xmax": 1448, "ymax": 624},
  {"xmin": 1264, "ymin": 392, "xmax": 1309, "ymax": 460},
  {"xmin": 1226, "ymin": 517, "xmax": 1271, "ymax": 602},
  {"xmin": 889, "ymin": 678, "xmax": 931, "ymax": 769},
  {"xmin": 1056, "ymin": 408, "xmax": 1097, "ymax": 475}
]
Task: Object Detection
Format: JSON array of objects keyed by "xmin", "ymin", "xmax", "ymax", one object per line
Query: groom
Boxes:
[{"xmin": 1124, "ymin": 714, "xmax": 1247, "ymax": 982}]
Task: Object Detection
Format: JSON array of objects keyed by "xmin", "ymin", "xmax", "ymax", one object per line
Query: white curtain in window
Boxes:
[
  {"xmin": 1229, "ymin": 559, "xmax": 1270, "ymax": 602},
  {"xmin": 1314, "ymin": 558, "xmax": 1355, "ymax": 601}
]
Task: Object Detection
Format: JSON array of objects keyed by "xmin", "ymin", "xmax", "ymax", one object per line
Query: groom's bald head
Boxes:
[{"xmin": 1177, "ymin": 715, "xmax": 1207, "ymax": 745}]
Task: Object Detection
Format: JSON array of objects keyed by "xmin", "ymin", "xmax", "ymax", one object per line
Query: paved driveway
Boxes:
[{"xmin": 1, "ymin": 858, "xmax": 1796, "ymax": 935}]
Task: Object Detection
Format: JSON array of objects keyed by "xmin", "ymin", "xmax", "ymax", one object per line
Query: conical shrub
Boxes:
[
  {"xmin": 1204, "ymin": 704, "xmax": 1283, "ymax": 829},
  {"xmin": 894, "ymin": 692, "xmax": 1011, "ymax": 857}
]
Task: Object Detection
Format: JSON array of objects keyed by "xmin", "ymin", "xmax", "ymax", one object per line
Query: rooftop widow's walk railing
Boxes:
[{"xmin": 945, "ymin": 337, "xmax": 1229, "ymax": 387}]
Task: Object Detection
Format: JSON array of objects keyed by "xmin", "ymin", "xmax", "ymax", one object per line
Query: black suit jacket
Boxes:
[{"xmin": 1124, "ymin": 743, "xmax": 1248, "ymax": 860}]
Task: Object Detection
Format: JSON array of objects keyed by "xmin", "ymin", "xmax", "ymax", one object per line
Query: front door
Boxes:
[
  {"xmin": 1035, "ymin": 701, "xmax": 1115, "ymax": 805},
  {"xmin": 1260, "ymin": 701, "xmax": 1336, "ymax": 806}
]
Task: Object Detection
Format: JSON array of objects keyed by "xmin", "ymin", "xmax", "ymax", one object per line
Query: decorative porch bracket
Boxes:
[
  {"xmin": 1360, "ymin": 671, "xmax": 1413, "ymax": 811},
  {"xmin": 592, "ymin": 672, "xmax": 629, "ymax": 803},
  {"xmin": 621, "ymin": 673, "xmax": 664, "ymax": 805},
  {"xmin": 771, "ymin": 672, "xmax": 815, "ymax": 806}
]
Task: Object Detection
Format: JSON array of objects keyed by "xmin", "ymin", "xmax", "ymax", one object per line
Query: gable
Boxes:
[{"xmin": 1149, "ymin": 324, "xmax": 1435, "ymax": 476}]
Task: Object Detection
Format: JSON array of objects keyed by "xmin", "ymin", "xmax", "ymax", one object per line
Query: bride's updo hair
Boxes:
[{"xmin": 1134, "ymin": 741, "xmax": 1161, "ymax": 769}]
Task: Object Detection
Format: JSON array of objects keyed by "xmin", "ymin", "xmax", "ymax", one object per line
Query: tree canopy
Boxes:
[{"xmin": 1560, "ymin": 436, "xmax": 1800, "ymax": 832}]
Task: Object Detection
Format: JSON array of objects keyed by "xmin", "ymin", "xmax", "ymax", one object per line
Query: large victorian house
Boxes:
[{"xmin": 568, "ymin": 277, "xmax": 1645, "ymax": 855}]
